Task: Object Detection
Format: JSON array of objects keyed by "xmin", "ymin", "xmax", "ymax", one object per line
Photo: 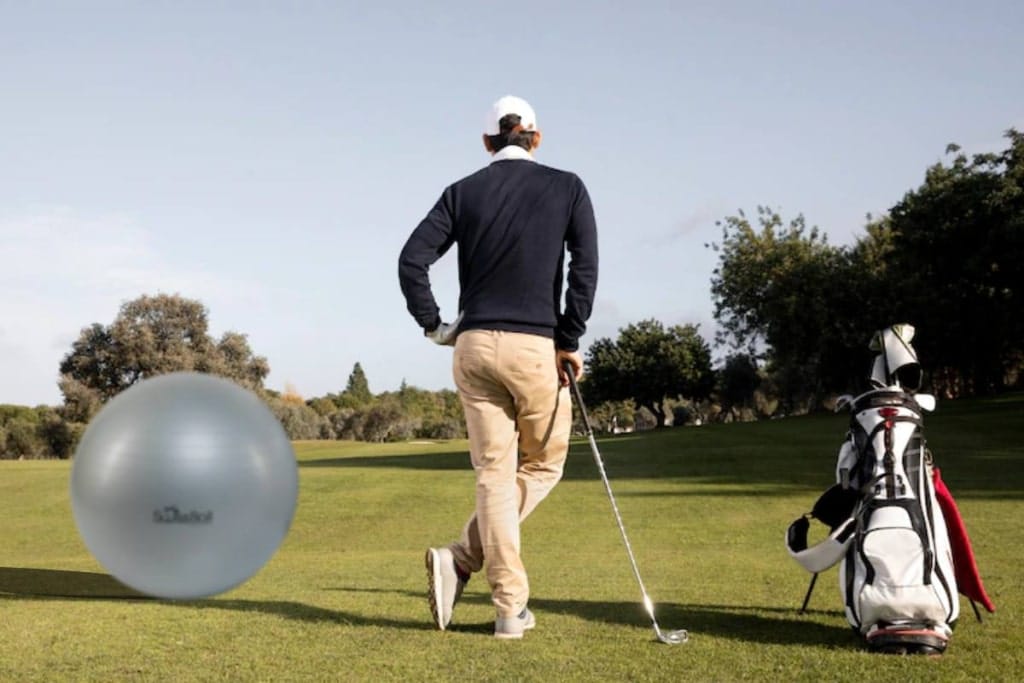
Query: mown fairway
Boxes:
[{"xmin": 2, "ymin": 393, "xmax": 1021, "ymax": 681}]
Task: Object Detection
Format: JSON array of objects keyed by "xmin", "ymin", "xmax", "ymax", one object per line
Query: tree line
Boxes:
[
  {"xmin": 709, "ymin": 129, "xmax": 1023, "ymax": 409},
  {"xmin": 579, "ymin": 131, "xmax": 1022, "ymax": 424},
  {"xmin": 2, "ymin": 130, "xmax": 1020, "ymax": 458},
  {"xmin": 0, "ymin": 293, "xmax": 467, "ymax": 459}
]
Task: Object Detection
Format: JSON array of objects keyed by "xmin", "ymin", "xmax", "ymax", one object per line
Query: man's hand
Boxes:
[
  {"xmin": 425, "ymin": 312, "xmax": 464, "ymax": 346},
  {"xmin": 556, "ymin": 349, "xmax": 583, "ymax": 387}
]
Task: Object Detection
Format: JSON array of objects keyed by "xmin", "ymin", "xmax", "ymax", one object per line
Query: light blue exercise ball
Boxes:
[{"xmin": 70, "ymin": 372, "xmax": 298, "ymax": 599}]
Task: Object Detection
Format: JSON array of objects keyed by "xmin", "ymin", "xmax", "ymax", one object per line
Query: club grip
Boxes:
[{"xmin": 562, "ymin": 360, "xmax": 593, "ymax": 433}]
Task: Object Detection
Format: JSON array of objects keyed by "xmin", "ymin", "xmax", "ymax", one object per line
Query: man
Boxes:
[{"xmin": 398, "ymin": 95, "xmax": 598, "ymax": 639}]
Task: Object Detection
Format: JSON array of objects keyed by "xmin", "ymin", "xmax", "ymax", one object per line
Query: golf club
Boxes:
[{"xmin": 563, "ymin": 361, "xmax": 689, "ymax": 645}]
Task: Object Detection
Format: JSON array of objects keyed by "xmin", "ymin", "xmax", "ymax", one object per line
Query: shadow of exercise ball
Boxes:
[{"xmin": 70, "ymin": 372, "xmax": 298, "ymax": 599}]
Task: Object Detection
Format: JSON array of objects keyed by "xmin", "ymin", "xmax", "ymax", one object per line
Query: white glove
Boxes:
[{"xmin": 425, "ymin": 311, "xmax": 463, "ymax": 346}]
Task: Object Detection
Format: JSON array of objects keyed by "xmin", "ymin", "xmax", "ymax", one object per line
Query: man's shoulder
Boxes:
[
  {"xmin": 506, "ymin": 162, "xmax": 587, "ymax": 191},
  {"xmin": 443, "ymin": 165, "xmax": 491, "ymax": 193},
  {"xmin": 533, "ymin": 162, "xmax": 582, "ymax": 181},
  {"xmin": 446, "ymin": 160, "xmax": 585, "ymax": 195}
]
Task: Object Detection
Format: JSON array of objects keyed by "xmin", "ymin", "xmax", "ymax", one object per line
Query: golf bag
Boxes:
[{"xmin": 786, "ymin": 325, "xmax": 965, "ymax": 654}]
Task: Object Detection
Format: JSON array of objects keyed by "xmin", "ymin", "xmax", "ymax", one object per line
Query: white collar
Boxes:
[{"xmin": 490, "ymin": 145, "xmax": 535, "ymax": 163}]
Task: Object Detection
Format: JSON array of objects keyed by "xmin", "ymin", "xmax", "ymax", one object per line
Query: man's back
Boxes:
[
  {"xmin": 447, "ymin": 160, "xmax": 593, "ymax": 338},
  {"xmin": 399, "ymin": 154, "xmax": 596, "ymax": 350}
]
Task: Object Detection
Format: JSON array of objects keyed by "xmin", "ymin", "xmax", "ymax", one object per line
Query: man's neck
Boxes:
[{"xmin": 490, "ymin": 145, "xmax": 535, "ymax": 163}]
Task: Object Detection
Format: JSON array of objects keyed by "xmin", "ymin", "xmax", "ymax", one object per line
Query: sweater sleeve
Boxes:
[
  {"xmin": 555, "ymin": 177, "xmax": 598, "ymax": 351},
  {"xmin": 398, "ymin": 189, "xmax": 456, "ymax": 332}
]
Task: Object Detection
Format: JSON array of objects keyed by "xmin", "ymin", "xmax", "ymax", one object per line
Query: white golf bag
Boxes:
[{"xmin": 786, "ymin": 325, "xmax": 959, "ymax": 654}]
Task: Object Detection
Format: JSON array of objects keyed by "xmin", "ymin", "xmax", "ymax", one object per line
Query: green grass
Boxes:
[{"xmin": 2, "ymin": 394, "xmax": 1022, "ymax": 681}]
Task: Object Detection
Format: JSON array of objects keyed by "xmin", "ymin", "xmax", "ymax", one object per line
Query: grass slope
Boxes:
[{"xmin": 1, "ymin": 393, "xmax": 1021, "ymax": 681}]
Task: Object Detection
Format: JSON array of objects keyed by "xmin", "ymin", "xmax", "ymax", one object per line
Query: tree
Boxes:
[
  {"xmin": 0, "ymin": 405, "xmax": 82, "ymax": 459},
  {"xmin": 310, "ymin": 371, "xmax": 466, "ymax": 442},
  {"xmin": 718, "ymin": 353, "xmax": 761, "ymax": 418},
  {"xmin": 583, "ymin": 319, "xmax": 714, "ymax": 427},
  {"xmin": 390, "ymin": 382, "xmax": 465, "ymax": 440},
  {"xmin": 57, "ymin": 376, "xmax": 103, "ymax": 424},
  {"xmin": 204, "ymin": 331, "xmax": 271, "ymax": 391},
  {"xmin": 361, "ymin": 398, "xmax": 418, "ymax": 443},
  {"xmin": 708, "ymin": 129, "xmax": 1024, "ymax": 404},
  {"xmin": 335, "ymin": 362, "xmax": 373, "ymax": 409},
  {"xmin": 3, "ymin": 418, "xmax": 40, "ymax": 459},
  {"xmin": 307, "ymin": 396, "xmax": 338, "ymax": 418},
  {"xmin": 57, "ymin": 293, "xmax": 269, "ymax": 427},
  {"xmin": 708, "ymin": 207, "xmax": 868, "ymax": 408},
  {"xmin": 0, "ymin": 406, "xmax": 40, "ymax": 459},
  {"xmin": 266, "ymin": 397, "xmax": 325, "ymax": 440},
  {"xmin": 36, "ymin": 407, "xmax": 79, "ymax": 459},
  {"xmin": 879, "ymin": 129, "xmax": 1024, "ymax": 395},
  {"xmin": 578, "ymin": 399, "xmax": 636, "ymax": 435}
]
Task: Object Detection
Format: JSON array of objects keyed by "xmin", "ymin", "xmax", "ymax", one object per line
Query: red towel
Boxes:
[{"xmin": 933, "ymin": 467, "xmax": 996, "ymax": 613}]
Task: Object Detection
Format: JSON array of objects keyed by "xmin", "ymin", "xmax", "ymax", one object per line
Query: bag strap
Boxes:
[
  {"xmin": 786, "ymin": 514, "xmax": 857, "ymax": 573},
  {"xmin": 786, "ymin": 484, "xmax": 859, "ymax": 574}
]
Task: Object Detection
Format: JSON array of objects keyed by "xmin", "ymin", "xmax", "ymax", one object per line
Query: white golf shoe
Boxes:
[
  {"xmin": 494, "ymin": 607, "xmax": 536, "ymax": 640},
  {"xmin": 425, "ymin": 547, "xmax": 465, "ymax": 630}
]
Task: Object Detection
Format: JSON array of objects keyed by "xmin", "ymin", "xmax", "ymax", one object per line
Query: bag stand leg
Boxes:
[{"xmin": 799, "ymin": 573, "xmax": 818, "ymax": 614}]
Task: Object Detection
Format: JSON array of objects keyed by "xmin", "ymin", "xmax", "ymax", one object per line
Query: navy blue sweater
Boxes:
[{"xmin": 399, "ymin": 157, "xmax": 598, "ymax": 351}]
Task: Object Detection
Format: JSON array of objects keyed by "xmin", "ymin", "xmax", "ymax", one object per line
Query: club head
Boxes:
[
  {"xmin": 656, "ymin": 628, "xmax": 689, "ymax": 645},
  {"xmin": 646, "ymin": 597, "xmax": 689, "ymax": 644}
]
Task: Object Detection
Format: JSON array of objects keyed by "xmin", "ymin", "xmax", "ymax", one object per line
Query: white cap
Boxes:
[{"xmin": 484, "ymin": 95, "xmax": 537, "ymax": 135}]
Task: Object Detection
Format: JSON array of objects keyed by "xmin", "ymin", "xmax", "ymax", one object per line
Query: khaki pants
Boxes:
[{"xmin": 449, "ymin": 330, "xmax": 571, "ymax": 617}]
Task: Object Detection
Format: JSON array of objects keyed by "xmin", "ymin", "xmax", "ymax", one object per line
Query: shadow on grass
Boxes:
[
  {"xmin": 301, "ymin": 450, "xmax": 470, "ymax": 472},
  {"xmin": 298, "ymin": 423, "xmax": 1024, "ymax": 498},
  {"xmin": 298, "ymin": 446, "xmax": 822, "ymax": 492},
  {"xmin": 0, "ymin": 567, "xmax": 979, "ymax": 651},
  {"xmin": 0, "ymin": 567, "xmax": 432, "ymax": 631},
  {"xmin": 532, "ymin": 597, "xmax": 854, "ymax": 648},
  {"xmin": 328, "ymin": 585, "xmax": 854, "ymax": 648},
  {"xmin": 0, "ymin": 566, "xmax": 147, "ymax": 599}
]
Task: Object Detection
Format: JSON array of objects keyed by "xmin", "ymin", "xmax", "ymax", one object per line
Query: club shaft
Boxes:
[
  {"xmin": 564, "ymin": 365, "xmax": 655, "ymax": 614},
  {"xmin": 584, "ymin": 430, "xmax": 654, "ymax": 605},
  {"xmin": 564, "ymin": 365, "xmax": 689, "ymax": 644}
]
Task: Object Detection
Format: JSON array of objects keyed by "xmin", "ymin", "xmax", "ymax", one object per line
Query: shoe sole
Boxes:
[
  {"xmin": 493, "ymin": 632, "xmax": 525, "ymax": 640},
  {"xmin": 425, "ymin": 549, "xmax": 445, "ymax": 630}
]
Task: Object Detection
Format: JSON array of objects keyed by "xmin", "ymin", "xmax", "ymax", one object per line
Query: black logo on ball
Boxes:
[{"xmin": 153, "ymin": 506, "xmax": 214, "ymax": 524}]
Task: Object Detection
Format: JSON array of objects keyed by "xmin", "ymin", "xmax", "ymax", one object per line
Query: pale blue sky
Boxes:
[{"xmin": 2, "ymin": 1, "xmax": 1022, "ymax": 406}]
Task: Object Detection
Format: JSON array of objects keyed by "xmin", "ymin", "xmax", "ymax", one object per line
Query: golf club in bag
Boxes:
[{"xmin": 563, "ymin": 361, "xmax": 689, "ymax": 645}]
